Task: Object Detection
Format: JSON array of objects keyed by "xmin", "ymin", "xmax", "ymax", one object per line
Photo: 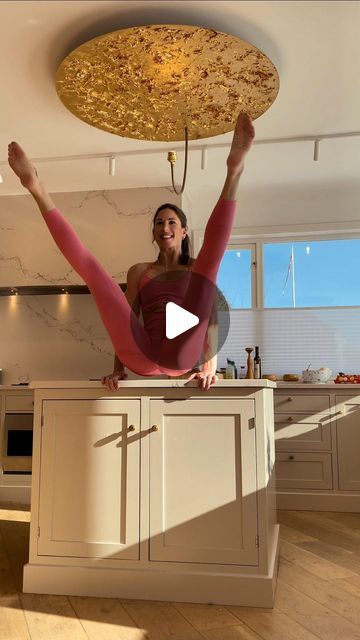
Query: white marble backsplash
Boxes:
[{"xmin": 1, "ymin": 294, "xmax": 112, "ymax": 384}]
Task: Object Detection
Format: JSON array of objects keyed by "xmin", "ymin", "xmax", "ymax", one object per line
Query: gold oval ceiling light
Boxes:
[{"xmin": 55, "ymin": 24, "xmax": 279, "ymax": 142}]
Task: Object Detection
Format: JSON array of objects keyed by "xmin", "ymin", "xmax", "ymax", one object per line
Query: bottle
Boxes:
[
  {"xmin": 245, "ymin": 347, "xmax": 254, "ymax": 379},
  {"xmin": 239, "ymin": 366, "xmax": 246, "ymax": 379},
  {"xmin": 225, "ymin": 358, "xmax": 235, "ymax": 379},
  {"xmin": 254, "ymin": 346, "xmax": 262, "ymax": 379}
]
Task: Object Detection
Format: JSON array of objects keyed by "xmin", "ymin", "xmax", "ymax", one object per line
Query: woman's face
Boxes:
[{"xmin": 153, "ymin": 208, "xmax": 187, "ymax": 250}]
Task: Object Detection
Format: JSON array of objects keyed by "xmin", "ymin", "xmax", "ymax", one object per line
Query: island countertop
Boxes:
[{"xmin": 30, "ymin": 378, "xmax": 276, "ymax": 389}]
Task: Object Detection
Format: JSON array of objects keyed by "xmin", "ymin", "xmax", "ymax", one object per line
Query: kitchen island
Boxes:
[{"xmin": 24, "ymin": 379, "xmax": 279, "ymax": 607}]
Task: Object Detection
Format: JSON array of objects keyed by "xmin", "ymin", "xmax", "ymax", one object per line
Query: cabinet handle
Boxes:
[
  {"xmin": 288, "ymin": 455, "xmax": 295, "ymax": 460},
  {"xmin": 128, "ymin": 425, "xmax": 136, "ymax": 432},
  {"xmin": 150, "ymin": 425, "xmax": 159, "ymax": 432},
  {"xmin": 287, "ymin": 397, "xmax": 293, "ymax": 402},
  {"xmin": 287, "ymin": 416, "xmax": 294, "ymax": 422}
]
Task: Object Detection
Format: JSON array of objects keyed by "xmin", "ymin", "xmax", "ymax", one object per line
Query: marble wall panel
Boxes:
[{"xmin": 0, "ymin": 187, "xmax": 181, "ymax": 286}]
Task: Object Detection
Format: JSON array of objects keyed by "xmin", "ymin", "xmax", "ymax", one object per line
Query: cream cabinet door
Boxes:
[
  {"xmin": 149, "ymin": 398, "xmax": 258, "ymax": 566},
  {"xmin": 336, "ymin": 396, "xmax": 360, "ymax": 491},
  {"xmin": 38, "ymin": 399, "xmax": 140, "ymax": 559}
]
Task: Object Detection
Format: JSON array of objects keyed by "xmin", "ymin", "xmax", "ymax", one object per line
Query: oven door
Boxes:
[{"xmin": 3, "ymin": 412, "xmax": 33, "ymax": 474}]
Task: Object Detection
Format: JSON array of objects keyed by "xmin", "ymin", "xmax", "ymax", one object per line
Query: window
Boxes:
[
  {"xmin": 218, "ymin": 244, "xmax": 256, "ymax": 309},
  {"xmin": 264, "ymin": 238, "xmax": 360, "ymax": 308}
]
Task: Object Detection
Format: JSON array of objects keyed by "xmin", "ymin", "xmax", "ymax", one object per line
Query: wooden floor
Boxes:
[{"xmin": 1, "ymin": 506, "xmax": 360, "ymax": 640}]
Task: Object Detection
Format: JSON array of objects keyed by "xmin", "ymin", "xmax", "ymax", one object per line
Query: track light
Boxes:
[
  {"xmin": 109, "ymin": 156, "xmax": 116, "ymax": 176},
  {"xmin": 313, "ymin": 139, "xmax": 320, "ymax": 161},
  {"xmin": 201, "ymin": 148, "xmax": 208, "ymax": 170}
]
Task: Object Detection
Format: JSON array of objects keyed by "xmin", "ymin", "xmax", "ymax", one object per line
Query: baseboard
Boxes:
[{"xmin": 276, "ymin": 491, "xmax": 360, "ymax": 511}]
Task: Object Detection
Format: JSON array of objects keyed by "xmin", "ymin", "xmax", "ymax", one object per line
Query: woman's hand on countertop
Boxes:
[
  {"xmin": 187, "ymin": 370, "xmax": 218, "ymax": 391},
  {"xmin": 101, "ymin": 370, "xmax": 128, "ymax": 390}
]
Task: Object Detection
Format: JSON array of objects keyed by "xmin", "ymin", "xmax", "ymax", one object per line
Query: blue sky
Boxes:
[{"xmin": 218, "ymin": 240, "xmax": 360, "ymax": 308}]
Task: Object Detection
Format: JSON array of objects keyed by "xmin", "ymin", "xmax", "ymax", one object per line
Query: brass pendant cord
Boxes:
[{"xmin": 170, "ymin": 127, "xmax": 188, "ymax": 195}]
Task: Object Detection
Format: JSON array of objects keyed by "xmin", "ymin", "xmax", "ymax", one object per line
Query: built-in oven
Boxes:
[{"xmin": 3, "ymin": 412, "xmax": 33, "ymax": 474}]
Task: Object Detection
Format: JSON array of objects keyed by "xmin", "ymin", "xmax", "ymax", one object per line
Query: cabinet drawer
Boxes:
[
  {"xmin": 5, "ymin": 394, "xmax": 34, "ymax": 412},
  {"xmin": 336, "ymin": 394, "xmax": 360, "ymax": 408},
  {"xmin": 275, "ymin": 413, "xmax": 331, "ymax": 450},
  {"xmin": 275, "ymin": 452, "xmax": 333, "ymax": 489},
  {"xmin": 274, "ymin": 393, "xmax": 330, "ymax": 413}
]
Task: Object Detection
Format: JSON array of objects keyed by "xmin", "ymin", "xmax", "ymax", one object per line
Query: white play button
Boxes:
[{"xmin": 166, "ymin": 302, "xmax": 199, "ymax": 339}]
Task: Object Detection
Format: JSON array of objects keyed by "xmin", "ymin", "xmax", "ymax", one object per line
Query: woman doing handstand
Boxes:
[{"xmin": 8, "ymin": 112, "xmax": 255, "ymax": 386}]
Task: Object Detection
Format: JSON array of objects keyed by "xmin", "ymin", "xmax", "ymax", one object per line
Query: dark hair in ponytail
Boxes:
[{"xmin": 152, "ymin": 203, "xmax": 192, "ymax": 265}]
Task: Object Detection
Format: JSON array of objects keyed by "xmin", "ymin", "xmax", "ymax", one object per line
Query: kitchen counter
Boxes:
[
  {"xmin": 277, "ymin": 381, "xmax": 360, "ymax": 389},
  {"xmin": 30, "ymin": 378, "xmax": 276, "ymax": 389},
  {"xmin": 29, "ymin": 379, "xmax": 360, "ymax": 390},
  {"xmin": 276, "ymin": 381, "xmax": 335, "ymax": 388},
  {"xmin": 0, "ymin": 385, "xmax": 32, "ymax": 390}
]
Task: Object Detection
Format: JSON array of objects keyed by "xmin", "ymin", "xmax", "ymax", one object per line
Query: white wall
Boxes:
[{"xmin": 187, "ymin": 183, "xmax": 360, "ymax": 231}]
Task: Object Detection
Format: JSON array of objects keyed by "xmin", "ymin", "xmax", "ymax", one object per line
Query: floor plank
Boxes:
[
  {"xmin": 332, "ymin": 575, "xmax": 360, "ymax": 598},
  {"xmin": 298, "ymin": 539, "xmax": 360, "ymax": 575},
  {"xmin": 225, "ymin": 609, "xmax": 321, "ymax": 640},
  {"xmin": 273, "ymin": 578, "xmax": 334, "ymax": 616},
  {"xmin": 69, "ymin": 595, "xmax": 147, "ymax": 640},
  {"xmin": 279, "ymin": 558, "xmax": 360, "ymax": 626},
  {"xmin": 278, "ymin": 523, "xmax": 317, "ymax": 544},
  {"xmin": 201, "ymin": 624, "xmax": 263, "ymax": 639},
  {"xmin": 288, "ymin": 612, "xmax": 360, "ymax": 640},
  {"xmin": 19, "ymin": 593, "xmax": 88, "ymax": 640},
  {"xmin": 291, "ymin": 511, "xmax": 360, "ymax": 546},
  {"xmin": 172, "ymin": 602, "xmax": 240, "ymax": 630},
  {"xmin": 280, "ymin": 538, "xmax": 357, "ymax": 579},
  {"xmin": 0, "ymin": 594, "xmax": 31, "ymax": 640},
  {"xmin": 121, "ymin": 601, "xmax": 204, "ymax": 639},
  {"xmin": 277, "ymin": 512, "xmax": 360, "ymax": 552}
]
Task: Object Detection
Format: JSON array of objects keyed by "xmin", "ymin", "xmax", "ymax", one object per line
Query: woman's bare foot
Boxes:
[
  {"xmin": 8, "ymin": 142, "xmax": 41, "ymax": 194},
  {"xmin": 227, "ymin": 112, "xmax": 255, "ymax": 174}
]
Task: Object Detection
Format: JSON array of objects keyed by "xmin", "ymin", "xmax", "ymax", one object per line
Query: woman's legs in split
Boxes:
[
  {"xmin": 158, "ymin": 113, "xmax": 255, "ymax": 375},
  {"xmin": 7, "ymin": 111, "xmax": 254, "ymax": 378},
  {"xmin": 7, "ymin": 142, "xmax": 161, "ymax": 376}
]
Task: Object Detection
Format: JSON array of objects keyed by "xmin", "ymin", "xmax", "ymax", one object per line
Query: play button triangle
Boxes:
[{"xmin": 166, "ymin": 302, "xmax": 199, "ymax": 339}]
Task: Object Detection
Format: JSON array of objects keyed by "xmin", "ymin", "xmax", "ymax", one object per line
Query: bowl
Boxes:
[{"xmin": 302, "ymin": 368, "xmax": 332, "ymax": 383}]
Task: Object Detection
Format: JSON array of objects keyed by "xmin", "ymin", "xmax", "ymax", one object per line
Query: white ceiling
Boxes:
[{"xmin": 0, "ymin": 0, "xmax": 359, "ymax": 196}]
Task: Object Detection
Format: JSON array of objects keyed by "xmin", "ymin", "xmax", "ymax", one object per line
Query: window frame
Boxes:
[
  {"xmin": 219, "ymin": 242, "xmax": 258, "ymax": 309},
  {"xmin": 193, "ymin": 228, "xmax": 360, "ymax": 311}
]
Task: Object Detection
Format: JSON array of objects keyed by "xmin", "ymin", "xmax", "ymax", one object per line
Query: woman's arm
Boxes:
[{"xmin": 188, "ymin": 297, "xmax": 219, "ymax": 390}]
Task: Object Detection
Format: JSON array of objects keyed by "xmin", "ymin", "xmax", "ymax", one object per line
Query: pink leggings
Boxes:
[{"xmin": 43, "ymin": 198, "xmax": 236, "ymax": 376}]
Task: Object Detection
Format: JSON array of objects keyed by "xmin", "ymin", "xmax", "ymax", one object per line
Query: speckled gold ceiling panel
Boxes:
[{"xmin": 56, "ymin": 24, "xmax": 279, "ymax": 141}]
